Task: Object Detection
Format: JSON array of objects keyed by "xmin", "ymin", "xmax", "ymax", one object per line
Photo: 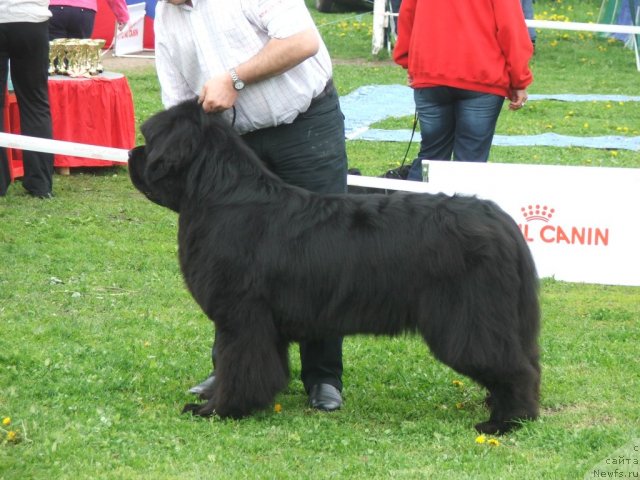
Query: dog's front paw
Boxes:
[
  {"xmin": 475, "ymin": 419, "xmax": 522, "ymax": 435},
  {"xmin": 182, "ymin": 402, "xmax": 215, "ymax": 417},
  {"xmin": 475, "ymin": 420, "xmax": 501, "ymax": 435}
]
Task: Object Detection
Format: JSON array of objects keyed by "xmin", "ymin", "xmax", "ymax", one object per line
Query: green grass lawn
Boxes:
[{"xmin": 1, "ymin": 1, "xmax": 639, "ymax": 478}]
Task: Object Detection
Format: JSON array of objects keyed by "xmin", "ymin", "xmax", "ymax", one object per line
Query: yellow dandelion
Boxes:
[
  {"xmin": 550, "ymin": 40, "xmax": 558, "ymax": 47},
  {"xmin": 583, "ymin": 123, "xmax": 589, "ymax": 129},
  {"xmin": 452, "ymin": 379, "xmax": 464, "ymax": 388},
  {"xmin": 610, "ymin": 151, "xmax": 618, "ymax": 157},
  {"xmin": 2, "ymin": 417, "xmax": 10, "ymax": 426},
  {"xmin": 6, "ymin": 431, "xmax": 18, "ymax": 442},
  {"xmin": 475, "ymin": 435, "xmax": 487, "ymax": 444},
  {"xmin": 274, "ymin": 403, "xmax": 282, "ymax": 413},
  {"xmin": 488, "ymin": 438, "xmax": 501, "ymax": 447}
]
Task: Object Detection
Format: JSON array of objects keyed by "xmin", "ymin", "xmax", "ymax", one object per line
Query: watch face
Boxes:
[{"xmin": 234, "ymin": 80, "xmax": 245, "ymax": 91}]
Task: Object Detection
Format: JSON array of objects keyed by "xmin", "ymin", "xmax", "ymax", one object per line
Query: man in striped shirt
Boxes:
[{"xmin": 154, "ymin": 0, "xmax": 347, "ymax": 412}]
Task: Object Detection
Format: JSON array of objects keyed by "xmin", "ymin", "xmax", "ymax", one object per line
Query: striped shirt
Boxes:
[{"xmin": 154, "ymin": 0, "xmax": 333, "ymax": 134}]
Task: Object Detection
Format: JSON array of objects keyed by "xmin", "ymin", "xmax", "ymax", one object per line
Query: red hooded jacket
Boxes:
[{"xmin": 393, "ymin": 0, "xmax": 533, "ymax": 97}]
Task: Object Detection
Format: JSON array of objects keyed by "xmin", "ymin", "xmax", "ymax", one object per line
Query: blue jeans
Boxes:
[{"xmin": 408, "ymin": 86, "xmax": 504, "ymax": 181}]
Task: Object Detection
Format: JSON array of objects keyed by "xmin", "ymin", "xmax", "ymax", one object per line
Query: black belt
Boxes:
[{"xmin": 311, "ymin": 79, "xmax": 334, "ymax": 104}]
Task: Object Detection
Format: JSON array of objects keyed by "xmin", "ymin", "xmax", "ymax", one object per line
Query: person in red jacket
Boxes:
[{"xmin": 393, "ymin": 0, "xmax": 533, "ymax": 180}]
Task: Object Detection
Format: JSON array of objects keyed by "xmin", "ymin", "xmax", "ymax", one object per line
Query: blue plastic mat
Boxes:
[{"xmin": 341, "ymin": 85, "xmax": 640, "ymax": 150}]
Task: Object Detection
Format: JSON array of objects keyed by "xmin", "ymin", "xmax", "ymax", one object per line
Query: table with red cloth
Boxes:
[{"xmin": 3, "ymin": 72, "xmax": 135, "ymax": 179}]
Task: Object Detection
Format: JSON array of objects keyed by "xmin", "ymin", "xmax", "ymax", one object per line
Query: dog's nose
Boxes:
[{"xmin": 129, "ymin": 145, "xmax": 146, "ymax": 160}]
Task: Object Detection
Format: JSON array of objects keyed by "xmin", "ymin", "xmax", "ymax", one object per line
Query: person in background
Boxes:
[
  {"xmin": 154, "ymin": 0, "xmax": 348, "ymax": 412},
  {"xmin": 0, "ymin": 0, "xmax": 55, "ymax": 199},
  {"xmin": 521, "ymin": 0, "xmax": 537, "ymax": 50},
  {"xmin": 393, "ymin": 0, "xmax": 533, "ymax": 181},
  {"xmin": 391, "ymin": 0, "xmax": 402, "ymax": 29},
  {"xmin": 49, "ymin": 0, "xmax": 130, "ymax": 40}
]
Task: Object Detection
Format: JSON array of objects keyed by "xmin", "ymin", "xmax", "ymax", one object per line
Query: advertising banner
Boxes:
[
  {"xmin": 114, "ymin": 2, "xmax": 146, "ymax": 56},
  {"xmin": 419, "ymin": 161, "xmax": 640, "ymax": 286}
]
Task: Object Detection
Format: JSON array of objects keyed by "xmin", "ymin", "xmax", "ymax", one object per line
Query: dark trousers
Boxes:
[
  {"xmin": 48, "ymin": 6, "xmax": 97, "ymax": 40},
  {"xmin": 0, "ymin": 21, "xmax": 54, "ymax": 196},
  {"xmin": 212, "ymin": 86, "xmax": 348, "ymax": 393}
]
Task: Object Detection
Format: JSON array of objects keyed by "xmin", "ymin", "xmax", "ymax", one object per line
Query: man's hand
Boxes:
[
  {"xmin": 197, "ymin": 28, "xmax": 320, "ymax": 114},
  {"xmin": 198, "ymin": 73, "xmax": 238, "ymax": 113}
]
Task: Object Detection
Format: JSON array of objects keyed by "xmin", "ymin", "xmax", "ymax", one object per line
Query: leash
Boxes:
[{"xmin": 399, "ymin": 108, "xmax": 418, "ymax": 169}]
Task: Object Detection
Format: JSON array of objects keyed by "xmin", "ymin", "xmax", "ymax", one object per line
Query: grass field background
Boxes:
[{"xmin": 1, "ymin": 0, "xmax": 639, "ymax": 478}]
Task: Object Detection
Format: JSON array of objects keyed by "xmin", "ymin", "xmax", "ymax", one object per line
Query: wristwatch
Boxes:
[{"xmin": 229, "ymin": 68, "xmax": 245, "ymax": 91}]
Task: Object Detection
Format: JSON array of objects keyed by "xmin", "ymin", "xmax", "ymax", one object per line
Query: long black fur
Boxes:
[{"xmin": 129, "ymin": 99, "xmax": 541, "ymax": 434}]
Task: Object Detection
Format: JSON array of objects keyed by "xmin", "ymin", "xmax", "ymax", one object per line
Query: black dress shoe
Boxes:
[
  {"xmin": 309, "ymin": 383, "xmax": 342, "ymax": 411},
  {"xmin": 27, "ymin": 191, "xmax": 54, "ymax": 199},
  {"xmin": 188, "ymin": 374, "xmax": 215, "ymax": 395}
]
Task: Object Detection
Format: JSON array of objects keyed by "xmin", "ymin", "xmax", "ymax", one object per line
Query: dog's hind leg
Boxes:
[
  {"xmin": 430, "ymin": 339, "xmax": 539, "ymax": 434},
  {"xmin": 470, "ymin": 361, "xmax": 540, "ymax": 435},
  {"xmin": 418, "ymin": 290, "xmax": 539, "ymax": 434},
  {"xmin": 183, "ymin": 307, "xmax": 289, "ymax": 418}
]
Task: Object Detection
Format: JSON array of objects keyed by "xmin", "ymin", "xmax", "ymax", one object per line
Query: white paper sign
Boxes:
[
  {"xmin": 420, "ymin": 161, "xmax": 640, "ymax": 286},
  {"xmin": 114, "ymin": 3, "xmax": 146, "ymax": 56}
]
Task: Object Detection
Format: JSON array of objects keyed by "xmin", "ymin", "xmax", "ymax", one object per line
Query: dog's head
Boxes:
[{"xmin": 129, "ymin": 99, "xmax": 255, "ymax": 212}]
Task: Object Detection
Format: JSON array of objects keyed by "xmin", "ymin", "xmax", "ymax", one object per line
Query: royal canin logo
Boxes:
[{"xmin": 518, "ymin": 204, "xmax": 609, "ymax": 246}]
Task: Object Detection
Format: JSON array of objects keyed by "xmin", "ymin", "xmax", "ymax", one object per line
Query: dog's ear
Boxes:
[
  {"xmin": 140, "ymin": 100, "xmax": 204, "ymax": 183},
  {"xmin": 144, "ymin": 134, "xmax": 198, "ymax": 183}
]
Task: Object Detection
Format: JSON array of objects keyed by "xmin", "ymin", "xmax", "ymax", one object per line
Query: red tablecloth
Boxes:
[
  {"xmin": 2, "ymin": 91, "xmax": 23, "ymax": 180},
  {"xmin": 3, "ymin": 72, "xmax": 134, "ymax": 174},
  {"xmin": 48, "ymin": 72, "xmax": 135, "ymax": 167}
]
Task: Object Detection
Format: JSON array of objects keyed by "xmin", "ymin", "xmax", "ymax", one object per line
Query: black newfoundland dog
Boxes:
[{"xmin": 129, "ymin": 99, "xmax": 541, "ymax": 434}]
